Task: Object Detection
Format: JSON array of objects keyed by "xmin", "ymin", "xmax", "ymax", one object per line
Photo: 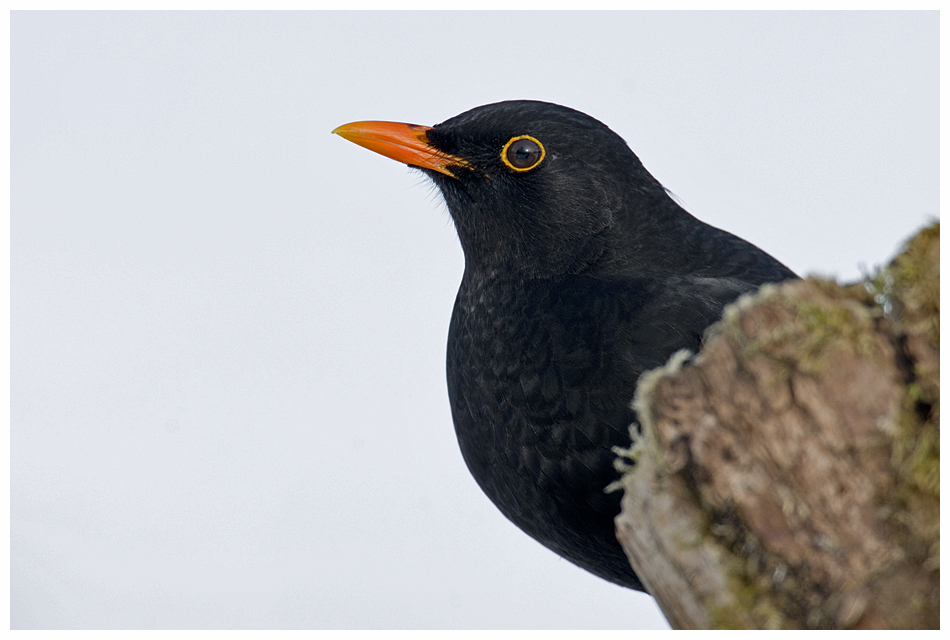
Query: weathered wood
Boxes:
[{"xmin": 615, "ymin": 224, "xmax": 939, "ymax": 629}]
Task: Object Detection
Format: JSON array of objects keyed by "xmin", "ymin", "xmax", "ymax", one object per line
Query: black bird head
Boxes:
[{"xmin": 334, "ymin": 100, "xmax": 680, "ymax": 280}]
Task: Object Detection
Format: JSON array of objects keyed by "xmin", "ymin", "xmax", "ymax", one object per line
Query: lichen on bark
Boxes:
[{"xmin": 615, "ymin": 223, "xmax": 939, "ymax": 629}]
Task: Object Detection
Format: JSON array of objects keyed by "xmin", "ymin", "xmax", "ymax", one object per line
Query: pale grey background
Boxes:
[{"xmin": 11, "ymin": 11, "xmax": 938, "ymax": 629}]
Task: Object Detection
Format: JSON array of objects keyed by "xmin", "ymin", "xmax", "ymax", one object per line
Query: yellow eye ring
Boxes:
[{"xmin": 501, "ymin": 135, "xmax": 545, "ymax": 172}]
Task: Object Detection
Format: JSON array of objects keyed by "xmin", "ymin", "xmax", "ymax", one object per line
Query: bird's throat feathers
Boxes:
[
  {"xmin": 432, "ymin": 171, "xmax": 615, "ymax": 279},
  {"xmin": 429, "ymin": 162, "xmax": 702, "ymax": 282}
]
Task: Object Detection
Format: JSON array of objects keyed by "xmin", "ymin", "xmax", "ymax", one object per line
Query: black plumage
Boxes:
[{"xmin": 334, "ymin": 101, "xmax": 797, "ymax": 591}]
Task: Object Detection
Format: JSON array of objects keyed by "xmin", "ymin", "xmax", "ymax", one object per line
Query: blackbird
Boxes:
[{"xmin": 333, "ymin": 101, "xmax": 796, "ymax": 591}]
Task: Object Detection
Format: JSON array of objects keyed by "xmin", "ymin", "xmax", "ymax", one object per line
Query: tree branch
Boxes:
[{"xmin": 615, "ymin": 224, "xmax": 939, "ymax": 629}]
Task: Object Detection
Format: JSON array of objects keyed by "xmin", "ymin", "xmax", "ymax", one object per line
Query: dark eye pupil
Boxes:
[{"xmin": 507, "ymin": 139, "xmax": 542, "ymax": 168}]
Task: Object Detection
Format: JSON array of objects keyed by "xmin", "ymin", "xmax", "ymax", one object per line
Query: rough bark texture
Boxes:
[{"xmin": 615, "ymin": 223, "xmax": 939, "ymax": 629}]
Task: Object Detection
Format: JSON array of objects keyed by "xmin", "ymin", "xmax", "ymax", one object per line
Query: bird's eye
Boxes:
[{"xmin": 501, "ymin": 135, "xmax": 545, "ymax": 172}]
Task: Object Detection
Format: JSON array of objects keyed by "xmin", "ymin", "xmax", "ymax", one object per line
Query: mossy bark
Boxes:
[{"xmin": 615, "ymin": 224, "xmax": 939, "ymax": 629}]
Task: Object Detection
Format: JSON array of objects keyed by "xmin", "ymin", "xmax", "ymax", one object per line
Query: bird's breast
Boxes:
[{"xmin": 445, "ymin": 275, "xmax": 644, "ymax": 512}]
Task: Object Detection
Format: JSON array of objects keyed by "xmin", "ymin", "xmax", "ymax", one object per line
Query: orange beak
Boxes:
[{"xmin": 332, "ymin": 120, "xmax": 468, "ymax": 178}]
